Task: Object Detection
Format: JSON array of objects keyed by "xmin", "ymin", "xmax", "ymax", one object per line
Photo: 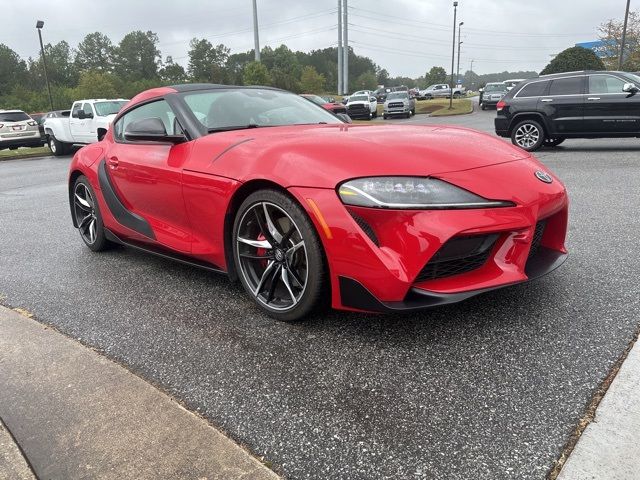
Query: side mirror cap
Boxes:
[
  {"xmin": 479, "ymin": 88, "xmax": 484, "ymax": 92},
  {"xmin": 124, "ymin": 117, "xmax": 185, "ymax": 143},
  {"xmin": 336, "ymin": 113, "xmax": 352, "ymax": 124},
  {"xmin": 623, "ymin": 82, "xmax": 638, "ymax": 93}
]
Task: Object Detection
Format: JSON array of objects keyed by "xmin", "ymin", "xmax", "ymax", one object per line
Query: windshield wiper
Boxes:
[{"xmin": 207, "ymin": 124, "xmax": 261, "ymax": 133}]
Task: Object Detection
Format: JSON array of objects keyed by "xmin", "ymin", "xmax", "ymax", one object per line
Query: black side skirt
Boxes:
[{"xmin": 97, "ymin": 159, "xmax": 156, "ymax": 240}]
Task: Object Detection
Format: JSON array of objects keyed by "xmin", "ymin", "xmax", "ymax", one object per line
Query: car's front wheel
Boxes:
[
  {"xmin": 232, "ymin": 189, "xmax": 327, "ymax": 322},
  {"xmin": 48, "ymin": 134, "xmax": 69, "ymax": 156},
  {"xmin": 511, "ymin": 119, "xmax": 545, "ymax": 151},
  {"xmin": 72, "ymin": 175, "xmax": 111, "ymax": 251}
]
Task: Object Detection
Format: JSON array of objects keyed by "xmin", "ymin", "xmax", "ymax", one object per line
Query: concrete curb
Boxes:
[
  {"xmin": 0, "ymin": 418, "xmax": 36, "ymax": 480},
  {"xmin": 0, "ymin": 306, "xmax": 280, "ymax": 480}
]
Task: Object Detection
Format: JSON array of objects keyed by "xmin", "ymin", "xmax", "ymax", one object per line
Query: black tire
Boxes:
[
  {"xmin": 232, "ymin": 189, "xmax": 327, "ymax": 322},
  {"xmin": 510, "ymin": 119, "xmax": 545, "ymax": 152},
  {"xmin": 480, "ymin": 103, "xmax": 486, "ymax": 110},
  {"xmin": 411, "ymin": 108, "xmax": 415, "ymax": 116},
  {"xmin": 383, "ymin": 114, "xmax": 388, "ymax": 119},
  {"xmin": 72, "ymin": 175, "xmax": 111, "ymax": 252},
  {"xmin": 372, "ymin": 109, "xmax": 378, "ymax": 119},
  {"xmin": 544, "ymin": 137, "xmax": 565, "ymax": 148},
  {"xmin": 48, "ymin": 134, "xmax": 69, "ymax": 156}
]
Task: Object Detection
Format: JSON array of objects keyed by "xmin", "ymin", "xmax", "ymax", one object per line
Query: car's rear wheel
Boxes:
[
  {"xmin": 544, "ymin": 137, "xmax": 565, "ymax": 147},
  {"xmin": 383, "ymin": 113, "xmax": 388, "ymax": 119},
  {"xmin": 72, "ymin": 176, "xmax": 111, "ymax": 252},
  {"xmin": 480, "ymin": 103, "xmax": 486, "ymax": 110},
  {"xmin": 49, "ymin": 134, "xmax": 69, "ymax": 156},
  {"xmin": 233, "ymin": 190, "xmax": 326, "ymax": 322},
  {"xmin": 511, "ymin": 120, "xmax": 545, "ymax": 151}
]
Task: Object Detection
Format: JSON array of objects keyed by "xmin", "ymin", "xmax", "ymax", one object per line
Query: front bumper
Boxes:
[
  {"xmin": 290, "ymin": 157, "xmax": 568, "ymax": 313},
  {"xmin": 384, "ymin": 107, "xmax": 410, "ymax": 116}
]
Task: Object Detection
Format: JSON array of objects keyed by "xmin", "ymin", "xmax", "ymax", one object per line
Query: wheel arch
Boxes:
[
  {"xmin": 68, "ymin": 169, "xmax": 85, "ymax": 227},
  {"xmin": 508, "ymin": 113, "xmax": 550, "ymax": 137}
]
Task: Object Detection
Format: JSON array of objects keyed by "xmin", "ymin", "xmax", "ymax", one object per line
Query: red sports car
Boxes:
[
  {"xmin": 69, "ymin": 84, "xmax": 568, "ymax": 321},
  {"xmin": 300, "ymin": 94, "xmax": 348, "ymax": 115}
]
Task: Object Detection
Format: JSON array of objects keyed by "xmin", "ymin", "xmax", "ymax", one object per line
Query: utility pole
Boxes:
[
  {"xmin": 343, "ymin": 0, "xmax": 349, "ymax": 94},
  {"xmin": 36, "ymin": 20, "xmax": 54, "ymax": 111},
  {"xmin": 338, "ymin": 0, "xmax": 343, "ymax": 94},
  {"xmin": 252, "ymin": 0, "xmax": 260, "ymax": 61},
  {"xmin": 619, "ymin": 0, "xmax": 631, "ymax": 69},
  {"xmin": 449, "ymin": 2, "xmax": 458, "ymax": 109},
  {"xmin": 470, "ymin": 59, "xmax": 474, "ymax": 72},
  {"xmin": 456, "ymin": 22, "xmax": 464, "ymax": 87}
]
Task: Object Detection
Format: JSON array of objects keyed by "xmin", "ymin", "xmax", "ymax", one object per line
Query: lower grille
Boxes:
[
  {"xmin": 349, "ymin": 211, "xmax": 379, "ymax": 246},
  {"xmin": 347, "ymin": 105, "xmax": 367, "ymax": 112},
  {"xmin": 528, "ymin": 221, "xmax": 546, "ymax": 259},
  {"xmin": 416, "ymin": 234, "xmax": 498, "ymax": 282}
]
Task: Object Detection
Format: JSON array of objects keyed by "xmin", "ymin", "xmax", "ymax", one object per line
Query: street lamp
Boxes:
[
  {"xmin": 449, "ymin": 2, "xmax": 458, "ymax": 110},
  {"xmin": 36, "ymin": 20, "xmax": 54, "ymax": 111},
  {"xmin": 456, "ymin": 22, "xmax": 464, "ymax": 88}
]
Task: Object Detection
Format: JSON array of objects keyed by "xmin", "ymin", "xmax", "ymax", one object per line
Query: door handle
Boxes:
[
  {"xmin": 106, "ymin": 156, "xmax": 119, "ymax": 169},
  {"xmin": 541, "ymin": 98, "xmax": 553, "ymax": 102},
  {"xmin": 587, "ymin": 97, "xmax": 601, "ymax": 101}
]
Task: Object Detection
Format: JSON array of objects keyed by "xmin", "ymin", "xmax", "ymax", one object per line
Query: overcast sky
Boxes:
[{"xmin": 1, "ymin": 0, "xmax": 623, "ymax": 77}]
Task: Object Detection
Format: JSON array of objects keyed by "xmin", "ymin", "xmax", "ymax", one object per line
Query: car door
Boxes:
[
  {"xmin": 369, "ymin": 96, "xmax": 377, "ymax": 113},
  {"xmin": 79, "ymin": 103, "xmax": 96, "ymax": 143},
  {"xmin": 540, "ymin": 76, "xmax": 585, "ymax": 135},
  {"xmin": 69, "ymin": 102, "xmax": 84, "ymax": 142},
  {"xmin": 106, "ymin": 99, "xmax": 193, "ymax": 253},
  {"xmin": 584, "ymin": 74, "xmax": 640, "ymax": 134}
]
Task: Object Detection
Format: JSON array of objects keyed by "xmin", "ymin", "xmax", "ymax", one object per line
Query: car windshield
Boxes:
[
  {"xmin": 182, "ymin": 88, "xmax": 342, "ymax": 132},
  {"xmin": 624, "ymin": 73, "xmax": 640, "ymax": 84},
  {"xmin": 303, "ymin": 95, "xmax": 327, "ymax": 106},
  {"xmin": 0, "ymin": 111, "xmax": 29, "ymax": 122},
  {"xmin": 350, "ymin": 95, "xmax": 369, "ymax": 102},
  {"xmin": 94, "ymin": 101, "xmax": 128, "ymax": 116},
  {"xmin": 485, "ymin": 84, "xmax": 507, "ymax": 92},
  {"xmin": 387, "ymin": 92, "xmax": 407, "ymax": 100}
]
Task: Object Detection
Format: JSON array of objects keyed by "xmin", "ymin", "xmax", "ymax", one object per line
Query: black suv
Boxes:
[{"xmin": 495, "ymin": 70, "xmax": 640, "ymax": 151}]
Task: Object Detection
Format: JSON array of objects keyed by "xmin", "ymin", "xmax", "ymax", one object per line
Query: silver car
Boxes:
[
  {"xmin": 383, "ymin": 92, "xmax": 416, "ymax": 119},
  {"xmin": 0, "ymin": 110, "xmax": 43, "ymax": 150}
]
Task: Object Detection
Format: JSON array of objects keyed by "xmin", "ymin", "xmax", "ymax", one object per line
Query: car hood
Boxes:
[{"xmin": 186, "ymin": 124, "xmax": 531, "ymax": 188}]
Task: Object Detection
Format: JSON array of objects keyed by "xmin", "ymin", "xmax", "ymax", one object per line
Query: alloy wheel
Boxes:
[
  {"xmin": 49, "ymin": 138, "xmax": 56, "ymax": 154},
  {"xmin": 514, "ymin": 123, "xmax": 540, "ymax": 149},
  {"xmin": 73, "ymin": 183, "xmax": 97, "ymax": 244},
  {"xmin": 236, "ymin": 202, "xmax": 308, "ymax": 311}
]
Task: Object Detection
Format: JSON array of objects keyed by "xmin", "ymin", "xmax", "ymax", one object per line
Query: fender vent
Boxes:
[{"xmin": 349, "ymin": 211, "xmax": 379, "ymax": 247}]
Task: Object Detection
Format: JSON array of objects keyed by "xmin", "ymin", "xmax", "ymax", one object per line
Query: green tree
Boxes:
[
  {"xmin": 73, "ymin": 70, "xmax": 118, "ymax": 99},
  {"xmin": 113, "ymin": 31, "xmax": 161, "ymax": 81},
  {"xmin": 75, "ymin": 32, "xmax": 114, "ymax": 72},
  {"xmin": 424, "ymin": 66, "xmax": 447, "ymax": 87},
  {"xmin": 540, "ymin": 46, "xmax": 605, "ymax": 75},
  {"xmin": 27, "ymin": 41, "xmax": 77, "ymax": 89},
  {"xmin": 299, "ymin": 65, "xmax": 325, "ymax": 92},
  {"xmin": 187, "ymin": 38, "xmax": 230, "ymax": 83},
  {"xmin": 243, "ymin": 61, "xmax": 271, "ymax": 86},
  {"xmin": 376, "ymin": 68, "xmax": 390, "ymax": 86},
  {"xmin": 353, "ymin": 71, "xmax": 378, "ymax": 91},
  {"xmin": 598, "ymin": 11, "xmax": 640, "ymax": 69},
  {"xmin": 265, "ymin": 45, "xmax": 301, "ymax": 91},
  {"xmin": 0, "ymin": 44, "xmax": 27, "ymax": 94},
  {"xmin": 159, "ymin": 56, "xmax": 187, "ymax": 83}
]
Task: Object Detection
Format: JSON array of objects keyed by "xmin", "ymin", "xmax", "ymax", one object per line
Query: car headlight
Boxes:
[{"xmin": 337, "ymin": 177, "xmax": 514, "ymax": 209}]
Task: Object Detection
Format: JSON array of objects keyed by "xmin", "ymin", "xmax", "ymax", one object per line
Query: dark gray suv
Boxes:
[{"xmin": 494, "ymin": 70, "xmax": 640, "ymax": 151}]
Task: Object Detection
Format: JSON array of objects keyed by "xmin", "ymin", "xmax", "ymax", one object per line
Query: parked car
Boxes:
[
  {"xmin": 383, "ymin": 91, "xmax": 416, "ymax": 118},
  {"xmin": 44, "ymin": 98, "xmax": 128, "ymax": 156},
  {"xmin": 374, "ymin": 87, "xmax": 392, "ymax": 103},
  {"xmin": 35, "ymin": 110, "xmax": 71, "ymax": 139},
  {"xmin": 392, "ymin": 85, "xmax": 409, "ymax": 92},
  {"xmin": 346, "ymin": 94, "xmax": 378, "ymax": 119},
  {"xmin": 503, "ymin": 79, "xmax": 526, "ymax": 91},
  {"xmin": 300, "ymin": 94, "xmax": 348, "ymax": 115},
  {"xmin": 68, "ymin": 83, "xmax": 568, "ymax": 321},
  {"xmin": 420, "ymin": 84, "xmax": 464, "ymax": 99},
  {"xmin": 495, "ymin": 70, "xmax": 640, "ymax": 151},
  {"xmin": 479, "ymin": 82, "xmax": 508, "ymax": 110},
  {"xmin": 0, "ymin": 110, "xmax": 44, "ymax": 150}
]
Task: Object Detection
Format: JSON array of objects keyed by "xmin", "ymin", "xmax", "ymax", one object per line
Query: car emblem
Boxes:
[{"xmin": 535, "ymin": 170, "xmax": 553, "ymax": 184}]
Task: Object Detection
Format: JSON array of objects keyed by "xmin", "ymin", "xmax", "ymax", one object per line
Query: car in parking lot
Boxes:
[
  {"xmin": 420, "ymin": 84, "xmax": 464, "ymax": 99},
  {"xmin": 300, "ymin": 94, "xmax": 348, "ymax": 115},
  {"xmin": 68, "ymin": 83, "xmax": 568, "ymax": 322},
  {"xmin": 479, "ymin": 82, "xmax": 508, "ymax": 110},
  {"xmin": 0, "ymin": 110, "xmax": 43, "ymax": 150},
  {"xmin": 495, "ymin": 70, "xmax": 640, "ymax": 151},
  {"xmin": 346, "ymin": 94, "xmax": 378, "ymax": 119},
  {"xmin": 383, "ymin": 91, "xmax": 415, "ymax": 118},
  {"xmin": 503, "ymin": 79, "xmax": 526, "ymax": 91}
]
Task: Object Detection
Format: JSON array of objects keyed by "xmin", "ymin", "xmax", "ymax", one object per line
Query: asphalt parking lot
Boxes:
[{"xmin": 1, "ymin": 107, "xmax": 640, "ymax": 479}]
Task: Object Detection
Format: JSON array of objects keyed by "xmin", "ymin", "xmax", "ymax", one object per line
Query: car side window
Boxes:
[
  {"xmin": 517, "ymin": 81, "xmax": 549, "ymax": 98},
  {"xmin": 548, "ymin": 77, "xmax": 584, "ymax": 96},
  {"xmin": 71, "ymin": 103, "xmax": 82, "ymax": 118},
  {"xmin": 82, "ymin": 103, "xmax": 94, "ymax": 116},
  {"xmin": 589, "ymin": 75, "xmax": 626, "ymax": 94},
  {"xmin": 113, "ymin": 100, "xmax": 175, "ymax": 142}
]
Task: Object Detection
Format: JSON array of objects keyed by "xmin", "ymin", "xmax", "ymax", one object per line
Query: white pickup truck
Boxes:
[{"xmin": 43, "ymin": 98, "xmax": 128, "ymax": 156}]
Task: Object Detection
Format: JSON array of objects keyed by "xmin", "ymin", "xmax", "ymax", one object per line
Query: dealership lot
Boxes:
[{"xmin": 1, "ymin": 109, "xmax": 639, "ymax": 479}]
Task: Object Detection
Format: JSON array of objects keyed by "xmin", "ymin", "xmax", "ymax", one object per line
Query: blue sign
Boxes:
[{"xmin": 576, "ymin": 40, "xmax": 616, "ymax": 58}]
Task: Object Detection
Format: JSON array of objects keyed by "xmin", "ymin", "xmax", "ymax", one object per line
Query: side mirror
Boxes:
[
  {"xmin": 336, "ymin": 113, "xmax": 352, "ymax": 124},
  {"xmin": 370, "ymin": 97, "xmax": 376, "ymax": 102},
  {"xmin": 623, "ymin": 82, "xmax": 638, "ymax": 94},
  {"xmin": 77, "ymin": 110, "xmax": 86, "ymax": 120},
  {"xmin": 479, "ymin": 88, "xmax": 484, "ymax": 93},
  {"xmin": 124, "ymin": 117, "xmax": 185, "ymax": 143}
]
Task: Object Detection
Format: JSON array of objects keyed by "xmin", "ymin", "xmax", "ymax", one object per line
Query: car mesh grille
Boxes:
[
  {"xmin": 388, "ymin": 102, "xmax": 404, "ymax": 108},
  {"xmin": 347, "ymin": 104, "xmax": 367, "ymax": 111},
  {"xmin": 528, "ymin": 221, "xmax": 546, "ymax": 259},
  {"xmin": 415, "ymin": 234, "xmax": 498, "ymax": 282}
]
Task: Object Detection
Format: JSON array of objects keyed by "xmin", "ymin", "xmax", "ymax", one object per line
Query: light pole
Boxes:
[
  {"xmin": 449, "ymin": 2, "xmax": 458, "ymax": 109},
  {"xmin": 456, "ymin": 22, "xmax": 464, "ymax": 88},
  {"xmin": 36, "ymin": 20, "xmax": 54, "ymax": 111},
  {"xmin": 619, "ymin": 0, "xmax": 631, "ymax": 69},
  {"xmin": 343, "ymin": 0, "xmax": 349, "ymax": 94},
  {"xmin": 338, "ymin": 0, "xmax": 343, "ymax": 94},
  {"xmin": 252, "ymin": 0, "xmax": 260, "ymax": 61}
]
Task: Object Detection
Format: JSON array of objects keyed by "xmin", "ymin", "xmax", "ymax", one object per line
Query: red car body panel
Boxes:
[{"xmin": 69, "ymin": 86, "xmax": 568, "ymax": 314}]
